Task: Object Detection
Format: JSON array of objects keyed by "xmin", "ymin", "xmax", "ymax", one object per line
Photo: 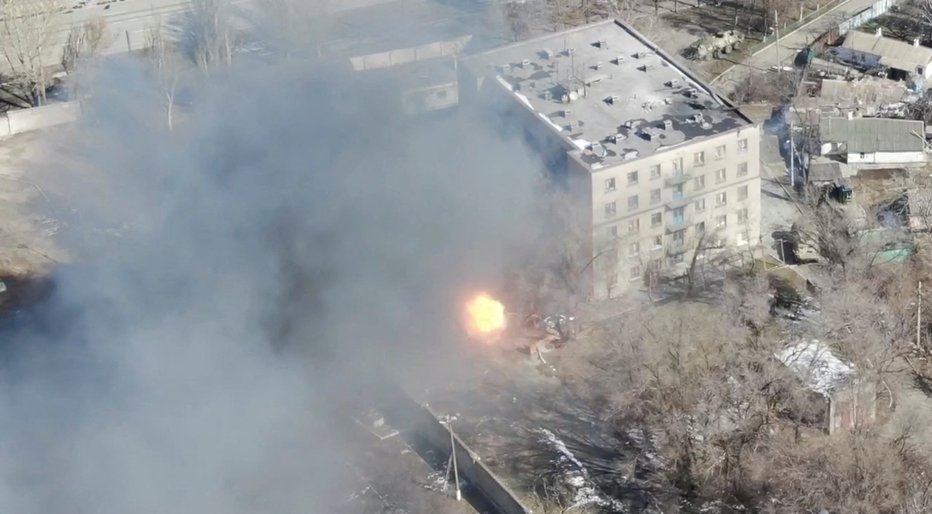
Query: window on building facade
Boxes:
[
  {"xmin": 694, "ymin": 175, "xmax": 705, "ymax": 189},
  {"xmin": 650, "ymin": 188, "xmax": 661, "ymax": 204},
  {"xmin": 629, "ymin": 241, "xmax": 640, "ymax": 256},
  {"xmin": 696, "ymin": 221, "xmax": 705, "ymax": 233},
  {"xmin": 651, "ymin": 212, "xmax": 662, "ymax": 227},
  {"xmin": 629, "ymin": 265, "xmax": 641, "ymax": 280},
  {"xmin": 605, "ymin": 201, "xmax": 617, "ymax": 217},
  {"xmin": 737, "ymin": 162, "xmax": 748, "ymax": 177},
  {"xmin": 716, "ymin": 214, "xmax": 727, "ymax": 228},
  {"xmin": 672, "ymin": 157, "xmax": 683, "ymax": 172},
  {"xmin": 694, "ymin": 198, "xmax": 706, "ymax": 211},
  {"xmin": 609, "ymin": 225, "xmax": 618, "ymax": 238},
  {"xmin": 628, "ymin": 195, "xmax": 639, "ymax": 210},
  {"xmin": 605, "ymin": 177, "xmax": 616, "ymax": 192},
  {"xmin": 672, "ymin": 207, "xmax": 685, "ymax": 225},
  {"xmin": 669, "ymin": 254, "xmax": 684, "ymax": 265},
  {"xmin": 672, "ymin": 230, "xmax": 685, "ymax": 244},
  {"xmin": 737, "ymin": 208, "xmax": 748, "ymax": 223},
  {"xmin": 738, "ymin": 185, "xmax": 748, "ymax": 201},
  {"xmin": 737, "ymin": 231, "xmax": 749, "ymax": 245},
  {"xmin": 629, "ymin": 218, "xmax": 640, "ymax": 234},
  {"xmin": 672, "ymin": 184, "xmax": 685, "ymax": 201},
  {"xmin": 716, "ymin": 192, "xmax": 727, "ymax": 206},
  {"xmin": 737, "ymin": 138, "xmax": 748, "ymax": 153},
  {"xmin": 715, "ymin": 145, "xmax": 726, "ymax": 159},
  {"xmin": 715, "ymin": 168, "xmax": 726, "ymax": 183},
  {"xmin": 653, "ymin": 235, "xmax": 663, "ymax": 249},
  {"xmin": 650, "ymin": 165, "xmax": 661, "ymax": 180},
  {"xmin": 694, "ymin": 151, "xmax": 705, "ymax": 166},
  {"xmin": 627, "ymin": 171, "xmax": 638, "ymax": 185}
]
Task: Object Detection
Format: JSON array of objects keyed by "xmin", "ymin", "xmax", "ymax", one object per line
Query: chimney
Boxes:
[
  {"xmin": 875, "ymin": 27, "xmax": 882, "ymax": 38},
  {"xmin": 915, "ymin": 38, "xmax": 921, "ymax": 47}
]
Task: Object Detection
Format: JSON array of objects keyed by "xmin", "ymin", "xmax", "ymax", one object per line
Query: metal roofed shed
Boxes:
[
  {"xmin": 776, "ymin": 340, "xmax": 876, "ymax": 434},
  {"xmin": 459, "ymin": 19, "xmax": 753, "ymax": 169},
  {"xmin": 819, "ymin": 117, "xmax": 925, "ymax": 164}
]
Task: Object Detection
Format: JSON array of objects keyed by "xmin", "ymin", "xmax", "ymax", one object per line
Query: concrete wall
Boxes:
[
  {"xmin": 382, "ymin": 384, "xmax": 531, "ymax": 514},
  {"xmin": 0, "ymin": 102, "xmax": 80, "ymax": 138}
]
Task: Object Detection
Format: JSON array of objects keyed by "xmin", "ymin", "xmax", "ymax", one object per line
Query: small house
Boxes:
[
  {"xmin": 776, "ymin": 340, "xmax": 876, "ymax": 434},
  {"xmin": 819, "ymin": 117, "xmax": 925, "ymax": 164},
  {"xmin": 834, "ymin": 29, "xmax": 932, "ymax": 82}
]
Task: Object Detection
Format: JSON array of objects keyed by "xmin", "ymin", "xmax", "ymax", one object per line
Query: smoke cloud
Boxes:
[{"xmin": 0, "ymin": 23, "xmax": 541, "ymax": 514}]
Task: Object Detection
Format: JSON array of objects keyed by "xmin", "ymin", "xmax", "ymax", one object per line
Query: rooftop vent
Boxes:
[
  {"xmin": 541, "ymin": 48, "xmax": 554, "ymax": 59},
  {"xmin": 664, "ymin": 97, "xmax": 673, "ymax": 105},
  {"xmin": 605, "ymin": 94, "xmax": 620, "ymax": 104},
  {"xmin": 585, "ymin": 74, "xmax": 607, "ymax": 86},
  {"xmin": 608, "ymin": 133, "xmax": 626, "ymax": 144},
  {"xmin": 613, "ymin": 56, "xmax": 625, "ymax": 65},
  {"xmin": 659, "ymin": 119, "xmax": 674, "ymax": 130},
  {"xmin": 686, "ymin": 87, "xmax": 699, "ymax": 97},
  {"xmin": 634, "ymin": 52, "xmax": 646, "ymax": 59},
  {"xmin": 592, "ymin": 62, "xmax": 603, "ymax": 70},
  {"xmin": 590, "ymin": 141, "xmax": 608, "ymax": 158},
  {"xmin": 597, "ymin": 40, "xmax": 608, "ymax": 49},
  {"xmin": 521, "ymin": 58, "xmax": 531, "ymax": 67},
  {"xmin": 501, "ymin": 63, "xmax": 511, "ymax": 72},
  {"xmin": 623, "ymin": 150, "xmax": 639, "ymax": 160},
  {"xmin": 565, "ymin": 48, "xmax": 575, "ymax": 56},
  {"xmin": 638, "ymin": 64, "xmax": 649, "ymax": 72},
  {"xmin": 624, "ymin": 119, "xmax": 640, "ymax": 129},
  {"xmin": 666, "ymin": 79, "xmax": 680, "ymax": 88},
  {"xmin": 543, "ymin": 90, "xmax": 553, "ymax": 101}
]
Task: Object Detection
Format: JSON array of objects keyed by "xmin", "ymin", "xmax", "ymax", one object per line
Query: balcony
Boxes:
[
  {"xmin": 665, "ymin": 193, "xmax": 690, "ymax": 210},
  {"xmin": 666, "ymin": 216, "xmax": 689, "ymax": 233},
  {"xmin": 666, "ymin": 241, "xmax": 689, "ymax": 256},
  {"xmin": 664, "ymin": 172, "xmax": 691, "ymax": 187}
]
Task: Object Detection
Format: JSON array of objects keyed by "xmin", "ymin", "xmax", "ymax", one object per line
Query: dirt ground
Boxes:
[{"xmin": 0, "ymin": 129, "xmax": 71, "ymax": 313}]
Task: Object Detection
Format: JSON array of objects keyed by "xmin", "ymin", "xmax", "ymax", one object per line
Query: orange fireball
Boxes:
[{"xmin": 464, "ymin": 293, "xmax": 507, "ymax": 340}]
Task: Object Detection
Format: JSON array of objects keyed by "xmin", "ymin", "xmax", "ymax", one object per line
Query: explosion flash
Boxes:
[{"xmin": 464, "ymin": 293, "xmax": 506, "ymax": 341}]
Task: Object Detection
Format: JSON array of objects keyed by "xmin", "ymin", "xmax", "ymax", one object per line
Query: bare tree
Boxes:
[
  {"xmin": 188, "ymin": 0, "xmax": 237, "ymax": 72},
  {"xmin": 146, "ymin": 20, "xmax": 180, "ymax": 132},
  {"xmin": 61, "ymin": 17, "xmax": 108, "ymax": 100},
  {"xmin": 250, "ymin": 0, "xmax": 332, "ymax": 56},
  {"xmin": 0, "ymin": 0, "xmax": 64, "ymax": 108}
]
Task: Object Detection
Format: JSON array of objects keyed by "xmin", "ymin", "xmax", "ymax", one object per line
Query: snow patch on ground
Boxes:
[{"xmin": 537, "ymin": 428, "xmax": 628, "ymax": 512}]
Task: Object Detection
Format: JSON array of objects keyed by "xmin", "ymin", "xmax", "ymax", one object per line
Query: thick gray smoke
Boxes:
[{"xmin": 0, "ymin": 41, "xmax": 541, "ymax": 513}]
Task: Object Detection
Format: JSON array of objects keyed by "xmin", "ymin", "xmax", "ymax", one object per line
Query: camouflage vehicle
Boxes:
[{"xmin": 690, "ymin": 30, "xmax": 744, "ymax": 60}]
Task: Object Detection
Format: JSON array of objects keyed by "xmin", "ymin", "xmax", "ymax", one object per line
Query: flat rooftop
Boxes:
[{"xmin": 463, "ymin": 19, "xmax": 753, "ymax": 169}]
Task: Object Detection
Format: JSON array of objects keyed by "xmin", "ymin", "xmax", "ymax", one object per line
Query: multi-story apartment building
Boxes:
[{"xmin": 460, "ymin": 19, "xmax": 761, "ymax": 300}]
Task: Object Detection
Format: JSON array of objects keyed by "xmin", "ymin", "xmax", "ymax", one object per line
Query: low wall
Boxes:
[
  {"xmin": 0, "ymin": 102, "xmax": 81, "ymax": 138},
  {"xmin": 381, "ymin": 383, "xmax": 531, "ymax": 514}
]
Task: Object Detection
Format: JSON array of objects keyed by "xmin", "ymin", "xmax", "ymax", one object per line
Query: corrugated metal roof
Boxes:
[
  {"xmin": 819, "ymin": 117, "xmax": 925, "ymax": 152},
  {"xmin": 841, "ymin": 30, "xmax": 932, "ymax": 71}
]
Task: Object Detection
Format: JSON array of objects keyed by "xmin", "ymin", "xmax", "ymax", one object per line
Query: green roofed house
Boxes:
[{"xmin": 819, "ymin": 117, "xmax": 926, "ymax": 164}]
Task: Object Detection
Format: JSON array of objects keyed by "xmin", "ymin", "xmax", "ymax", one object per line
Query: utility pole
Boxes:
[
  {"xmin": 789, "ymin": 117, "xmax": 795, "ymax": 188},
  {"xmin": 446, "ymin": 416, "xmax": 461, "ymax": 501},
  {"xmin": 774, "ymin": 9, "xmax": 780, "ymax": 70}
]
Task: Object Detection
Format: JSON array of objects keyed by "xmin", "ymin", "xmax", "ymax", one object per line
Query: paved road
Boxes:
[{"xmin": 716, "ymin": 0, "xmax": 882, "ymax": 86}]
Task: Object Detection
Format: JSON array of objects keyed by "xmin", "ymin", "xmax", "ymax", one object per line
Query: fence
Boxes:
[
  {"xmin": 380, "ymin": 382, "xmax": 532, "ymax": 514},
  {"xmin": 835, "ymin": 0, "xmax": 899, "ymax": 36},
  {"xmin": 745, "ymin": 0, "xmax": 848, "ymax": 55},
  {"xmin": 0, "ymin": 102, "xmax": 81, "ymax": 138}
]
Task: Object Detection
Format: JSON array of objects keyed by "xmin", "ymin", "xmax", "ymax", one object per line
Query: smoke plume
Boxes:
[{"xmin": 0, "ymin": 20, "xmax": 541, "ymax": 513}]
